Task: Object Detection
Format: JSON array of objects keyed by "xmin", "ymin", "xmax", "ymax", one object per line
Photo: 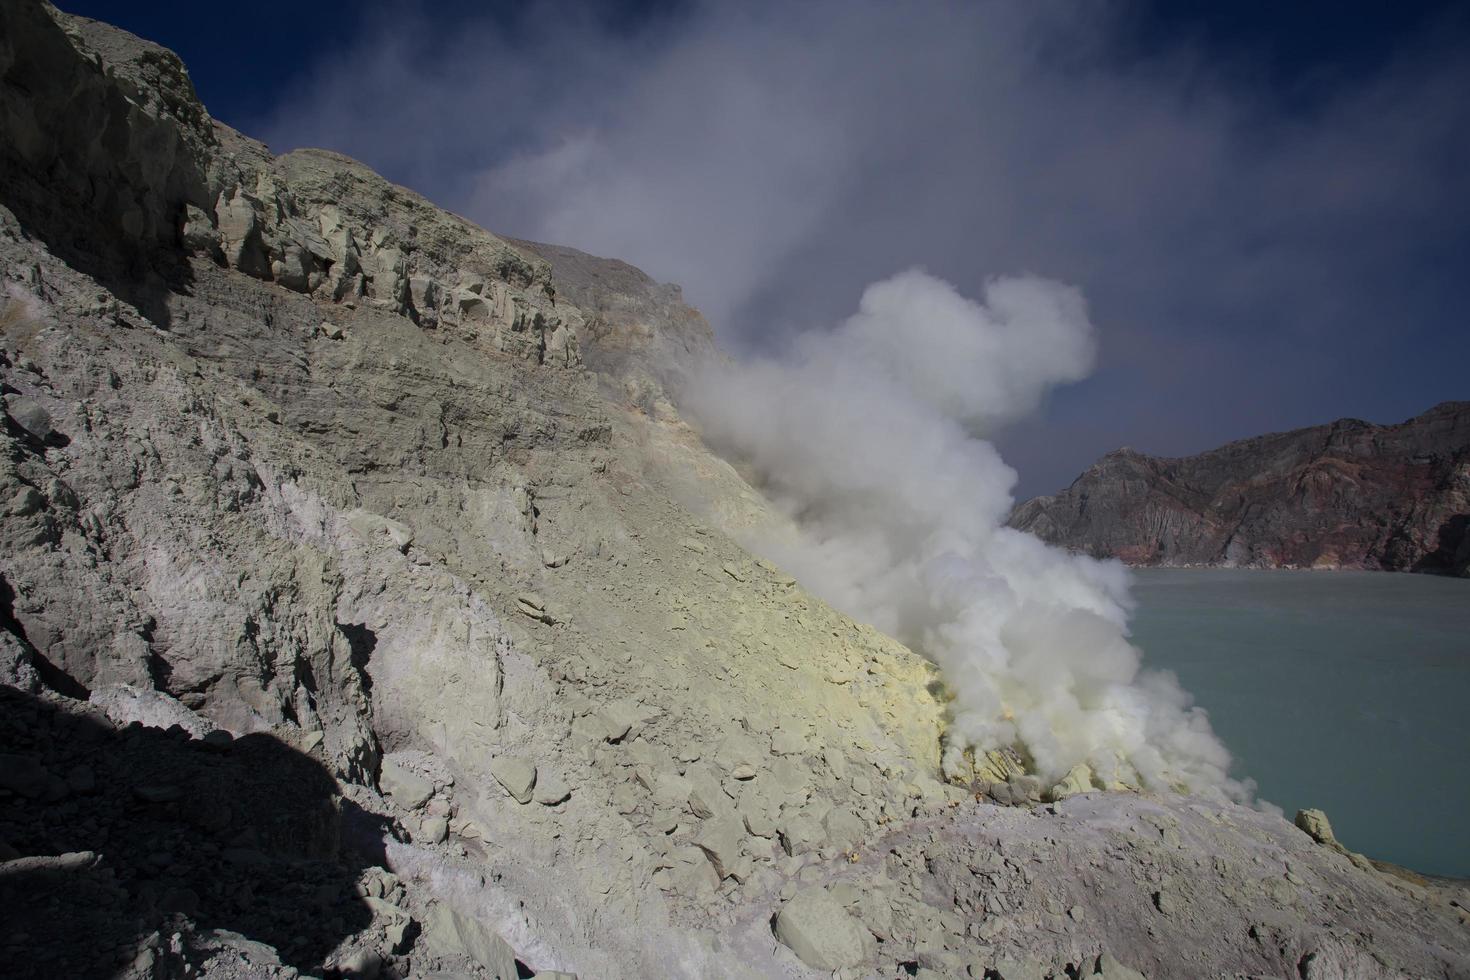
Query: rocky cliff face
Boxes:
[
  {"xmin": 1, "ymin": 4, "xmax": 1467, "ymax": 979},
  {"xmin": 1011, "ymin": 403, "xmax": 1470, "ymax": 575}
]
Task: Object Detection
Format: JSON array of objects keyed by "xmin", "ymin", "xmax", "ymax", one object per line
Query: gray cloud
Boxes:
[{"xmin": 259, "ymin": 0, "xmax": 1470, "ymax": 496}]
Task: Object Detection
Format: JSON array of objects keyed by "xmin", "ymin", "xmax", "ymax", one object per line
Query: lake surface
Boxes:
[{"xmin": 1129, "ymin": 568, "xmax": 1470, "ymax": 878}]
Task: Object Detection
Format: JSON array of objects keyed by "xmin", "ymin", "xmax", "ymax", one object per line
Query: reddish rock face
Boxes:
[{"xmin": 1009, "ymin": 402, "xmax": 1470, "ymax": 576}]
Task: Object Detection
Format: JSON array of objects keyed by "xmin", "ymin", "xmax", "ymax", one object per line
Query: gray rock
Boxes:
[
  {"xmin": 428, "ymin": 905, "xmax": 519, "ymax": 979},
  {"xmin": 1095, "ymin": 952, "xmax": 1147, "ymax": 980},
  {"xmin": 4, "ymin": 393, "xmax": 56, "ymax": 441},
  {"xmin": 8, "ymin": 486, "xmax": 44, "ymax": 516},
  {"xmin": 490, "ymin": 756, "xmax": 537, "ymax": 804},
  {"xmin": 336, "ymin": 948, "xmax": 383, "ymax": 979},
  {"xmin": 533, "ymin": 771, "xmax": 572, "ymax": 806},
  {"xmin": 380, "ymin": 756, "xmax": 434, "ymax": 809},
  {"xmin": 419, "ymin": 815, "xmax": 449, "ymax": 844},
  {"xmin": 774, "ymin": 886, "xmax": 873, "ymax": 971},
  {"xmin": 693, "ymin": 816, "xmax": 746, "ymax": 880},
  {"xmin": 1295, "ymin": 808, "xmax": 1337, "ymax": 846},
  {"xmin": 988, "ymin": 955, "xmax": 1047, "ymax": 980}
]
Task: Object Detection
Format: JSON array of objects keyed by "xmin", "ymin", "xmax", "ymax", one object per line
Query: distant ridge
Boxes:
[{"xmin": 1010, "ymin": 401, "xmax": 1470, "ymax": 575}]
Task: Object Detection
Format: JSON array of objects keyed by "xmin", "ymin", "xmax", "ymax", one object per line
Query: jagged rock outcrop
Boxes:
[
  {"xmin": 1010, "ymin": 402, "xmax": 1470, "ymax": 575},
  {"xmin": 1, "ymin": 4, "xmax": 1468, "ymax": 979}
]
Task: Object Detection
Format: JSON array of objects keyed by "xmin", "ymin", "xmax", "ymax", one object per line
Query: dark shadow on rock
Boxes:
[
  {"xmin": 337, "ymin": 623, "xmax": 378, "ymax": 698},
  {"xmin": 0, "ymin": 574, "xmax": 88, "ymax": 700},
  {"xmin": 1411, "ymin": 514, "xmax": 1469, "ymax": 576},
  {"xmin": 0, "ymin": 0, "xmax": 207, "ymax": 332},
  {"xmin": 0, "ymin": 685, "xmax": 377, "ymax": 977}
]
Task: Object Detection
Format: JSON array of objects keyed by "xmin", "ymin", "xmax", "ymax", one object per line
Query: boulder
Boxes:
[
  {"xmin": 1095, "ymin": 952, "xmax": 1148, "ymax": 980},
  {"xmin": 1295, "ymin": 808, "xmax": 1338, "ymax": 847},
  {"xmin": 419, "ymin": 815, "xmax": 449, "ymax": 844},
  {"xmin": 1047, "ymin": 763, "xmax": 1095, "ymax": 801},
  {"xmin": 379, "ymin": 756, "xmax": 434, "ymax": 809},
  {"xmin": 427, "ymin": 905, "xmax": 519, "ymax": 979},
  {"xmin": 4, "ymin": 393, "xmax": 56, "ymax": 442},
  {"xmin": 693, "ymin": 816, "xmax": 746, "ymax": 880},
  {"xmin": 987, "ymin": 954, "xmax": 1048, "ymax": 980},
  {"xmin": 88, "ymin": 684, "xmax": 213, "ymax": 738},
  {"xmin": 774, "ymin": 886, "xmax": 873, "ymax": 971},
  {"xmin": 533, "ymin": 771, "xmax": 572, "ymax": 806},
  {"xmin": 490, "ymin": 756, "xmax": 536, "ymax": 804}
]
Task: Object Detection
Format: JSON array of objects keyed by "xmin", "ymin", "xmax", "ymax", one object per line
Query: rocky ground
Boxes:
[
  {"xmin": 1, "ymin": 3, "xmax": 1468, "ymax": 978},
  {"xmin": 1010, "ymin": 403, "xmax": 1470, "ymax": 575}
]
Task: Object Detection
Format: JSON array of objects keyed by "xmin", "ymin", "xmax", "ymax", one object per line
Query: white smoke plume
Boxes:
[{"xmin": 685, "ymin": 269, "xmax": 1247, "ymax": 799}]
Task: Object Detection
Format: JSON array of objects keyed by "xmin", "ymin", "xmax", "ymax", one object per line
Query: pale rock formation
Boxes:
[{"xmin": 0, "ymin": 4, "xmax": 1465, "ymax": 980}]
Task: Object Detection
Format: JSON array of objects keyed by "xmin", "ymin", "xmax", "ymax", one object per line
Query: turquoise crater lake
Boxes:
[{"xmin": 1129, "ymin": 568, "xmax": 1470, "ymax": 878}]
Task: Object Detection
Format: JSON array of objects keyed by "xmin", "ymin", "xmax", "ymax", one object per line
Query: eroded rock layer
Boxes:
[{"xmin": 1011, "ymin": 403, "xmax": 1470, "ymax": 575}]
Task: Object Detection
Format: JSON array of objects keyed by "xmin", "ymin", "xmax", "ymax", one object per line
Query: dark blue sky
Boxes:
[
  {"xmin": 63, "ymin": 0, "xmax": 1463, "ymax": 130},
  {"xmin": 58, "ymin": 1, "xmax": 1470, "ymax": 498}
]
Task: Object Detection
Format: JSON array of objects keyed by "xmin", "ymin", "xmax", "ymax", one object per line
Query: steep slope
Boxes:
[
  {"xmin": 1010, "ymin": 403, "xmax": 1470, "ymax": 575},
  {"xmin": 1, "ymin": 4, "xmax": 1467, "ymax": 979}
]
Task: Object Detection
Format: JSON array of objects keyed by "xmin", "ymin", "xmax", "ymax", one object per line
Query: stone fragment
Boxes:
[
  {"xmin": 597, "ymin": 698, "xmax": 644, "ymax": 742},
  {"xmin": 534, "ymin": 771, "xmax": 572, "ymax": 806},
  {"xmin": 336, "ymin": 948, "xmax": 383, "ymax": 979},
  {"xmin": 1095, "ymin": 952, "xmax": 1147, "ymax": 980},
  {"xmin": 778, "ymin": 810, "xmax": 826, "ymax": 856},
  {"xmin": 4, "ymin": 394, "xmax": 56, "ymax": 442},
  {"xmin": 641, "ymin": 768, "xmax": 692, "ymax": 809},
  {"xmin": 771, "ymin": 728, "xmax": 806, "ymax": 756},
  {"xmin": 419, "ymin": 815, "xmax": 449, "ymax": 844},
  {"xmin": 823, "ymin": 808, "xmax": 865, "ymax": 851},
  {"xmin": 428, "ymin": 905, "xmax": 519, "ymax": 979},
  {"xmin": 380, "ymin": 756, "xmax": 434, "ymax": 809},
  {"xmin": 741, "ymin": 800, "xmax": 777, "ymax": 839},
  {"xmin": 657, "ymin": 846, "xmax": 719, "ymax": 897},
  {"xmin": 181, "ymin": 203, "xmax": 222, "ymax": 259},
  {"xmin": 515, "ymin": 592, "xmax": 555, "ymax": 624},
  {"xmin": 345, "ymin": 510, "xmax": 414, "ymax": 554},
  {"xmin": 714, "ymin": 732, "xmax": 765, "ymax": 771},
  {"xmin": 1295, "ymin": 808, "xmax": 1337, "ymax": 846},
  {"xmin": 490, "ymin": 756, "xmax": 537, "ymax": 804},
  {"xmin": 693, "ymin": 816, "xmax": 746, "ymax": 880},
  {"xmin": 774, "ymin": 886, "xmax": 873, "ymax": 970},
  {"xmin": 1046, "ymin": 763, "xmax": 1095, "ymax": 801},
  {"xmin": 988, "ymin": 954, "xmax": 1048, "ymax": 980},
  {"xmin": 8, "ymin": 486, "xmax": 43, "ymax": 516},
  {"xmin": 686, "ymin": 768, "xmax": 732, "ymax": 820}
]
